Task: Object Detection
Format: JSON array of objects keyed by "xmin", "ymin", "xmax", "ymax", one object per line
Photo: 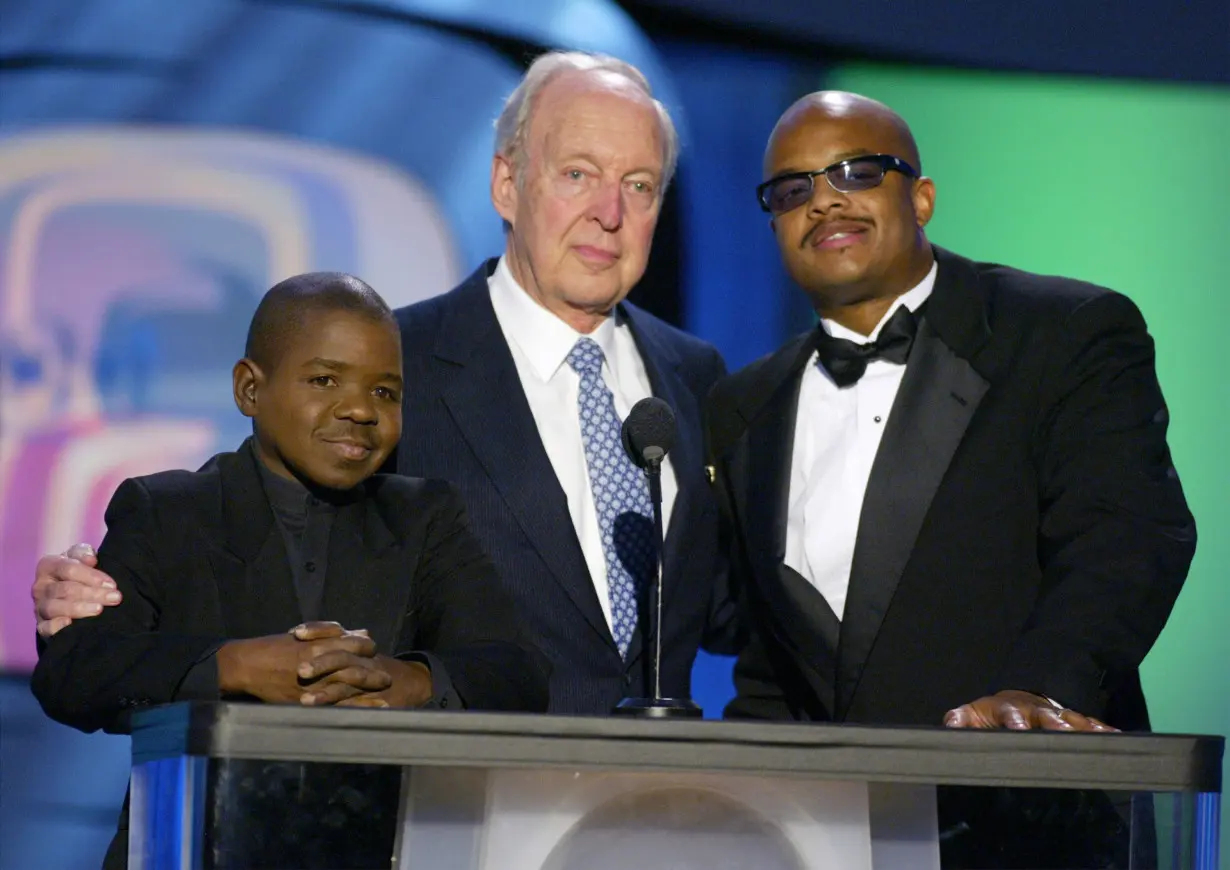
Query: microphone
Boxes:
[
  {"xmin": 613, "ymin": 398, "xmax": 702, "ymax": 719},
  {"xmin": 621, "ymin": 397, "xmax": 675, "ymax": 468}
]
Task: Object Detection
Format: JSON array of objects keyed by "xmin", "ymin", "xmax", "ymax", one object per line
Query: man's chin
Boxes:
[
  {"xmin": 302, "ymin": 459, "xmax": 379, "ymax": 492},
  {"xmin": 561, "ymin": 281, "xmax": 629, "ymax": 315},
  {"xmin": 796, "ymin": 267, "xmax": 871, "ymax": 303}
]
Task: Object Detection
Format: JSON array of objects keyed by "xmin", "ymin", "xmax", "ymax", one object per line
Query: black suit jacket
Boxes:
[
  {"xmin": 32, "ymin": 441, "xmax": 550, "ymax": 733},
  {"xmin": 710, "ymin": 246, "xmax": 1195, "ymax": 729},
  {"xmin": 395, "ymin": 261, "xmax": 742, "ymax": 715}
]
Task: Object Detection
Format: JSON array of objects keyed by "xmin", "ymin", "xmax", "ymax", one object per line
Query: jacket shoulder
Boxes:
[
  {"xmin": 710, "ymin": 334, "xmax": 809, "ymax": 415},
  {"xmin": 395, "ymin": 262, "xmax": 496, "ymax": 346},
  {"xmin": 364, "ymin": 474, "xmax": 462, "ymax": 525},
  {"xmin": 99, "ymin": 454, "xmax": 230, "ymax": 547},
  {"xmin": 394, "ymin": 287, "xmax": 453, "ymax": 343},
  {"xmin": 964, "ymin": 255, "xmax": 1131, "ymax": 324},
  {"xmin": 121, "ymin": 455, "xmax": 226, "ymax": 503},
  {"xmin": 627, "ymin": 304, "xmax": 722, "ymax": 361}
]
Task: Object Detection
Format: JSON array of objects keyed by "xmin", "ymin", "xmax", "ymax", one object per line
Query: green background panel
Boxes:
[{"xmin": 829, "ymin": 62, "xmax": 1230, "ymax": 838}]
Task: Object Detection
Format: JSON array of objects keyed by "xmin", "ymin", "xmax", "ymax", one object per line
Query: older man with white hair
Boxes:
[{"xmin": 34, "ymin": 51, "xmax": 743, "ymax": 715}]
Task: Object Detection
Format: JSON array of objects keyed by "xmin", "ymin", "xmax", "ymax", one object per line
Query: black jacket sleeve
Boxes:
[
  {"xmin": 398, "ymin": 483, "xmax": 550, "ymax": 713},
  {"xmin": 996, "ymin": 293, "xmax": 1196, "ymax": 716},
  {"xmin": 723, "ymin": 628, "xmax": 797, "ymax": 721},
  {"xmin": 30, "ymin": 478, "xmax": 226, "ymax": 734}
]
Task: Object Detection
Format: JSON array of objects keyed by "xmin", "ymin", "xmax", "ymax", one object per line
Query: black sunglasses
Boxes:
[{"xmin": 756, "ymin": 154, "xmax": 919, "ymax": 215}]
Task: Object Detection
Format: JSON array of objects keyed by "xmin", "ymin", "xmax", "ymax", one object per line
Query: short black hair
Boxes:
[{"xmin": 244, "ymin": 272, "xmax": 395, "ymax": 371}]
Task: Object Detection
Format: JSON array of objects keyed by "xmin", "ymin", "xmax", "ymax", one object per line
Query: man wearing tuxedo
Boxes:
[
  {"xmin": 708, "ymin": 92, "xmax": 1194, "ymax": 866},
  {"xmin": 33, "ymin": 52, "xmax": 741, "ymax": 716},
  {"xmin": 32, "ymin": 273, "xmax": 548, "ymax": 868}
]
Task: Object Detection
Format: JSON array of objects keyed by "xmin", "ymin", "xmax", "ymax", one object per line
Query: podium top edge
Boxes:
[{"xmin": 130, "ymin": 702, "xmax": 1224, "ymax": 793}]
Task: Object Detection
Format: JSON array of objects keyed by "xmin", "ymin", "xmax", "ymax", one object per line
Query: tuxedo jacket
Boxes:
[
  {"xmin": 32, "ymin": 441, "xmax": 550, "ymax": 735},
  {"xmin": 709, "ymin": 245, "xmax": 1195, "ymax": 728},
  {"xmin": 395, "ymin": 261, "xmax": 742, "ymax": 715}
]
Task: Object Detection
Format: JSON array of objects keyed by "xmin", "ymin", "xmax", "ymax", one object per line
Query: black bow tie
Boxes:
[{"xmin": 812, "ymin": 304, "xmax": 920, "ymax": 388}]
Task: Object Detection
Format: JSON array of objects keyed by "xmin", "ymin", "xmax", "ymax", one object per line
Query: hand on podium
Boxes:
[
  {"xmin": 288, "ymin": 622, "xmax": 433, "ymax": 709},
  {"xmin": 33, "ymin": 550, "xmax": 435, "ymax": 709},
  {"xmin": 329, "ymin": 656, "xmax": 433, "ymax": 709},
  {"xmin": 944, "ymin": 689, "xmax": 1118, "ymax": 732}
]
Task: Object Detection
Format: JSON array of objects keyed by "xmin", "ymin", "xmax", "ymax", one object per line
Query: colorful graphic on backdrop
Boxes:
[{"xmin": 0, "ymin": 127, "xmax": 460, "ymax": 669}]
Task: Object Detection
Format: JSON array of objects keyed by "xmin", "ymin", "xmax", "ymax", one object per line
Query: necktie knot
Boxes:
[
  {"xmin": 813, "ymin": 303, "xmax": 920, "ymax": 388},
  {"xmin": 567, "ymin": 337, "xmax": 606, "ymax": 377}
]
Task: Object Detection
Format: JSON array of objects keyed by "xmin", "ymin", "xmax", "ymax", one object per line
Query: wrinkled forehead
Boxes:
[{"xmin": 531, "ymin": 71, "xmax": 662, "ymax": 150}]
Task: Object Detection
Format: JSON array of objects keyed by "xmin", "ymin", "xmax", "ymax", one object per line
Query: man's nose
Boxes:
[
  {"xmin": 335, "ymin": 389, "xmax": 377, "ymax": 423},
  {"xmin": 590, "ymin": 180, "xmax": 624, "ymax": 231},
  {"xmin": 807, "ymin": 175, "xmax": 850, "ymax": 216}
]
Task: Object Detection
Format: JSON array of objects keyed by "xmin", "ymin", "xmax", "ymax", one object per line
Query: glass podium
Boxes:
[{"xmin": 127, "ymin": 702, "xmax": 1222, "ymax": 870}]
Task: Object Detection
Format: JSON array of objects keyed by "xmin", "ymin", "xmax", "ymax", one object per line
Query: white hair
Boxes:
[{"xmin": 493, "ymin": 50, "xmax": 680, "ymax": 197}]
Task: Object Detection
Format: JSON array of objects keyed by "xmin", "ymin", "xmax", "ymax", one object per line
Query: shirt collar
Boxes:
[
  {"xmin": 822, "ymin": 258, "xmax": 938, "ymax": 344},
  {"xmin": 487, "ymin": 255, "xmax": 619, "ymax": 382},
  {"xmin": 251, "ymin": 439, "xmax": 309, "ymax": 518}
]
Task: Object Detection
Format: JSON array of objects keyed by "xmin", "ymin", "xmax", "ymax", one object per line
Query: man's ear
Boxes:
[
  {"xmin": 232, "ymin": 358, "xmax": 263, "ymax": 419},
  {"xmin": 491, "ymin": 153, "xmax": 518, "ymax": 226},
  {"xmin": 912, "ymin": 176, "xmax": 936, "ymax": 228}
]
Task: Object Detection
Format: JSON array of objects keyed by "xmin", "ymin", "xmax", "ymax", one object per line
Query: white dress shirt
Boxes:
[
  {"xmin": 784, "ymin": 261, "xmax": 938, "ymax": 620},
  {"xmin": 487, "ymin": 257, "xmax": 678, "ymax": 632}
]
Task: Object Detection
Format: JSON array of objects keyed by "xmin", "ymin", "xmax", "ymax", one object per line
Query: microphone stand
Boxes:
[{"xmin": 614, "ymin": 447, "xmax": 702, "ymax": 719}]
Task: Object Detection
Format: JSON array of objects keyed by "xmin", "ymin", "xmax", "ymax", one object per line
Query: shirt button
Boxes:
[
  {"xmin": 874, "ymin": 416, "xmax": 883, "ymax": 424},
  {"xmin": 305, "ymin": 562, "xmax": 316, "ymax": 573}
]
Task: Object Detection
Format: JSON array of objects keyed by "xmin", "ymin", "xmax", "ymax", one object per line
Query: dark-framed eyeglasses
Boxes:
[{"xmin": 756, "ymin": 154, "xmax": 920, "ymax": 215}]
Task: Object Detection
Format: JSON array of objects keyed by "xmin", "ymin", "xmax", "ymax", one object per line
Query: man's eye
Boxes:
[
  {"xmin": 630, "ymin": 180, "xmax": 655, "ymax": 195},
  {"xmin": 566, "ymin": 169, "xmax": 585, "ymax": 181},
  {"xmin": 373, "ymin": 386, "xmax": 399, "ymax": 401},
  {"xmin": 309, "ymin": 375, "xmax": 336, "ymax": 387}
]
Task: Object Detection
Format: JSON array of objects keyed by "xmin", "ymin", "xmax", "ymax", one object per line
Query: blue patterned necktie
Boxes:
[{"xmin": 567, "ymin": 337, "xmax": 655, "ymax": 658}]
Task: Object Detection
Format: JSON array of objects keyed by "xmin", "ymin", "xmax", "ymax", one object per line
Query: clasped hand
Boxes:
[{"xmin": 217, "ymin": 621, "xmax": 427, "ymax": 709}]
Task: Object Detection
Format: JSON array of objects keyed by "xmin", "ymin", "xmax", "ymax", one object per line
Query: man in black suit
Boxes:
[
  {"xmin": 33, "ymin": 273, "xmax": 548, "ymax": 868},
  {"xmin": 34, "ymin": 52, "xmax": 739, "ymax": 717},
  {"xmin": 709, "ymin": 92, "xmax": 1194, "ymax": 866}
]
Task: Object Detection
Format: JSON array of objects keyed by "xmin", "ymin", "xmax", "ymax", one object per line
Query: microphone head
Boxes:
[{"xmin": 621, "ymin": 397, "xmax": 676, "ymax": 468}]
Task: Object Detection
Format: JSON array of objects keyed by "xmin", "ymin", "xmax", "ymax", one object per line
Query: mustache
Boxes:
[{"xmin": 802, "ymin": 216, "xmax": 873, "ymax": 249}]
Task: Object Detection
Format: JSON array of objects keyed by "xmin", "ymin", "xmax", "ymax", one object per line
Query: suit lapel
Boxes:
[
  {"xmin": 837, "ymin": 248, "xmax": 992, "ymax": 716},
  {"xmin": 739, "ymin": 334, "xmax": 814, "ymax": 593},
  {"xmin": 617, "ymin": 305, "xmax": 704, "ymax": 666},
  {"xmin": 317, "ymin": 490, "xmax": 408, "ymax": 655},
  {"xmin": 433, "ymin": 265, "xmax": 613, "ymax": 650},
  {"xmin": 772, "ymin": 563, "xmax": 841, "ymax": 717},
  {"xmin": 730, "ymin": 335, "xmax": 844, "ymax": 711},
  {"xmin": 208, "ymin": 443, "xmax": 303, "ymax": 638}
]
